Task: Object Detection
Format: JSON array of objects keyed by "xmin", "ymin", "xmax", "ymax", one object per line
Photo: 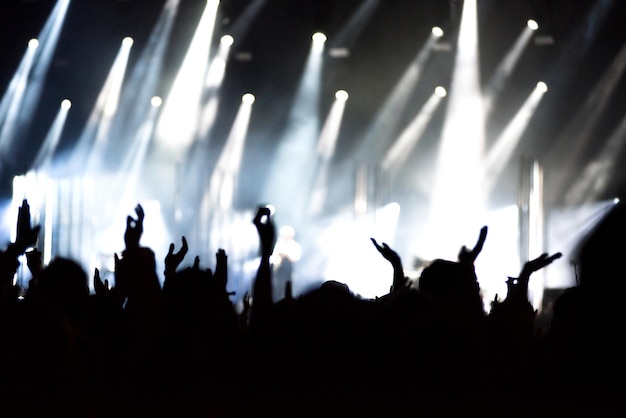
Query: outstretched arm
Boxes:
[
  {"xmin": 371, "ymin": 238, "xmax": 408, "ymax": 294},
  {"xmin": 250, "ymin": 206, "xmax": 275, "ymax": 332}
]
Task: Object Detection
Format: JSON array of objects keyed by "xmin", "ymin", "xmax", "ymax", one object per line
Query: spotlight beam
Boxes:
[
  {"xmin": 310, "ymin": 91, "xmax": 349, "ymax": 215},
  {"xmin": 357, "ymin": 28, "xmax": 442, "ymax": 160},
  {"xmin": 545, "ymin": 36, "xmax": 626, "ymax": 206},
  {"xmin": 0, "ymin": 43, "xmax": 38, "ymax": 157},
  {"xmin": 106, "ymin": 0, "xmax": 180, "ymax": 161},
  {"xmin": 420, "ymin": 0, "xmax": 485, "ymax": 261},
  {"xmin": 154, "ymin": 0, "xmax": 220, "ymax": 155},
  {"xmin": 262, "ymin": 33, "xmax": 325, "ymax": 228},
  {"xmin": 31, "ymin": 99, "xmax": 71, "ymax": 171},
  {"xmin": 483, "ymin": 21, "xmax": 536, "ymax": 116},
  {"xmin": 328, "ymin": 0, "xmax": 381, "ymax": 51},
  {"xmin": 381, "ymin": 88, "xmax": 445, "ymax": 177},
  {"xmin": 81, "ymin": 38, "xmax": 134, "ymax": 174},
  {"xmin": 564, "ymin": 108, "xmax": 626, "ymax": 206},
  {"xmin": 482, "ymin": 82, "xmax": 547, "ymax": 195}
]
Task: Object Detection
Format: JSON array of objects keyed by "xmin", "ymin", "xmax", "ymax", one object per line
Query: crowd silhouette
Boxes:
[{"xmin": 0, "ymin": 197, "xmax": 624, "ymax": 417}]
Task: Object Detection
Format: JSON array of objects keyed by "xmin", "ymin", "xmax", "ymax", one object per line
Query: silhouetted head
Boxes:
[
  {"xmin": 35, "ymin": 257, "xmax": 89, "ymax": 319},
  {"xmin": 418, "ymin": 258, "xmax": 484, "ymax": 319}
]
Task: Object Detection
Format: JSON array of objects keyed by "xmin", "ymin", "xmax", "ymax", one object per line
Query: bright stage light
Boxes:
[
  {"xmin": 28, "ymin": 38, "xmax": 39, "ymax": 49},
  {"xmin": 536, "ymin": 81, "xmax": 548, "ymax": 93},
  {"xmin": 242, "ymin": 93, "xmax": 255, "ymax": 104},
  {"xmin": 150, "ymin": 96, "xmax": 162, "ymax": 107},
  {"xmin": 614, "ymin": 197, "xmax": 620, "ymax": 204},
  {"xmin": 434, "ymin": 86, "xmax": 447, "ymax": 97},
  {"xmin": 122, "ymin": 37, "xmax": 134, "ymax": 48},
  {"xmin": 61, "ymin": 98, "xmax": 71, "ymax": 110},
  {"xmin": 431, "ymin": 26, "xmax": 444, "ymax": 38},
  {"xmin": 527, "ymin": 19, "xmax": 539, "ymax": 31},
  {"xmin": 335, "ymin": 89, "xmax": 349, "ymax": 101},
  {"xmin": 221, "ymin": 34, "xmax": 234, "ymax": 46},
  {"xmin": 312, "ymin": 32, "xmax": 327, "ymax": 44}
]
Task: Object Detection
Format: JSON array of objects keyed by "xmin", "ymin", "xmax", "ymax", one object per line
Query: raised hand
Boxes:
[
  {"xmin": 15, "ymin": 199, "xmax": 40, "ymax": 254},
  {"xmin": 253, "ymin": 206, "xmax": 275, "ymax": 259},
  {"xmin": 124, "ymin": 204, "xmax": 144, "ymax": 250},
  {"xmin": 93, "ymin": 268, "xmax": 110, "ymax": 296},
  {"xmin": 371, "ymin": 238, "xmax": 408, "ymax": 293},
  {"xmin": 250, "ymin": 206, "xmax": 275, "ymax": 331},
  {"xmin": 519, "ymin": 252, "xmax": 562, "ymax": 283},
  {"xmin": 214, "ymin": 248, "xmax": 228, "ymax": 292},
  {"xmin": 26, "ymin": 248, "xmax": 43, "ymax": 278},
  {"xmin": 164, "ymin": 236, "xmax": 188, "ymax": 278},
  {"xmin": 458, "ymin": 225, "xmax": 488, "ymax": 265}
]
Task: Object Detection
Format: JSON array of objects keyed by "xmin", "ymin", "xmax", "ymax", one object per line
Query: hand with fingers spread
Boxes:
[
  {"xmin": 371, "ymin": 238, "xmax": 408, "ymax": 293},
  {"xmin": 124, "ymin": 204, "xmax": 145, "ymax": 250}
]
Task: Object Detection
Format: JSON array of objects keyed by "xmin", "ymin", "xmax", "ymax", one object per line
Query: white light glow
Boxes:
[
  {"xmin": 151, "ymin": 96, "xmax": 163, "ymax": 107},
  {"xmin": 242, "ymin": 93, "xmax": 255, "ymax": 104},
  {"xmin": 28, "ymin": 38, "xmax": 39, "ymax": 49},
  {"xmin": 537, "ymin": 81, "xmax": 548, "ymax": 93},
  {"xmin": 527, "ymin": 19, "xmax": 539, "ymax": 31},
  {"xmin": 61, "ymin": 98, "xmax": 71, "ymax": 110},
  {"xmin": 122, "ymin": 37, "xmax": 134, "ymax": 48},
  {"xmin": 432, "ymin": 26, "xmax": 444, "ymax": 38},
  {"xmin": 221, "ymin": 34, "xmax": 234, "ymax": 46},
  {"xmin": 335, "ymin": 90, "xmax": 349, "ymax": 101},
  {"xmin": 312, "ymin": 32, "xmax": 327, "ymax": 44},
  {"xmin": 434, "ymin": 86, "xmax": 447, "ymax": 97}
]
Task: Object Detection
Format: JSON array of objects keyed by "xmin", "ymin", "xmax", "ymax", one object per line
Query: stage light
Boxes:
[
  {"xmin": 150, "ymin": 96, "xmax": 162, "ymax": 107},
  {"xmin": 614, "ymin": 197, "xmax": 620, "ymax": 204},
  {"xmin": 221, "ymin": 34, "xmax": 234, "ymax": 46},
  {"xmin": 536, "ymin": 81, "xmax": 548, "ymax": 93},
  {"xmin": 312, "ymin": 32, "xmax": 327, "ymax": 44},
  {"xmin": 28, "ymin": 38, "xmax": 39, "ymax": 49},
  {"xmin": 61, "ymin": 98, "xmax": 71, "ymax": 110},
  {"xmin": 431, "ymin": 26, "xmax": 444, "ymax": 38},
  {"xmin": 527, "ymin": 19, "xmax": 539, "ymax": 31},
  {"xmin": 122, "ymin": 37, "xmax": 134, "ymax": 48},
  {"xmin": 335, "ymin": 90, "xmax": 349, "ymax": 101},
  {"xmin": 242, "ymin": 93, "xmax": 255, "ymax": 104},
  {"xmin": 434, "ymin": 86, "xmax": 447, "ymax": 97}
]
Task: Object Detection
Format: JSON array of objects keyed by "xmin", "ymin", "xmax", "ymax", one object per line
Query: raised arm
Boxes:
[{"xmin": 371, "ymin": 238, "xmax": 408, "ymax": 294}]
